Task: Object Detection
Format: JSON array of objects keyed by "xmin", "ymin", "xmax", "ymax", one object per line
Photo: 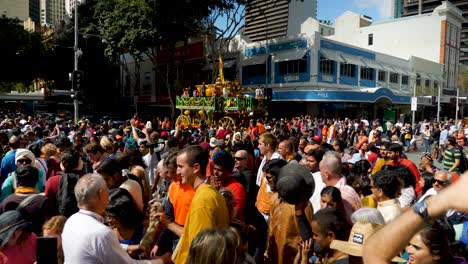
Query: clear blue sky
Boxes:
[{"xmin": 317, "ymin": 0, "xmax": 392, "ymax": 24}]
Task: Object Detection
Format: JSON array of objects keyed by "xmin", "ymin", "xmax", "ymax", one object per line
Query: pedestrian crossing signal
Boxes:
[{"xmin": 72, "ymin": 70, "xmax": 83, "ymax": 91}]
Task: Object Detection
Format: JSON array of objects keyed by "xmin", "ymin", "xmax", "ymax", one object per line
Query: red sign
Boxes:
[{"xmin": 156, "ymin": 41, "xmax": 204, "ymax": 64}]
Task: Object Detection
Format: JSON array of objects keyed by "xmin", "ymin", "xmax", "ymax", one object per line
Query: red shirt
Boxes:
[
  {"xmin": 389, "ymin": 158, "xmax": 422, "ymax": 197},
  {"xmin": 45, "ymin": 175, "xmax": 61, "ymax": 214},
  {"xmin": 224, "ymin": 177, "xmax": 247, "ymax": 222}
]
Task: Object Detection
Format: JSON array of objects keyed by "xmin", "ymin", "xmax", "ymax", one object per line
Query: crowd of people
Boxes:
[{"xmin": 0, "ymin": 110, "xmax": 468, "ymax": 264}]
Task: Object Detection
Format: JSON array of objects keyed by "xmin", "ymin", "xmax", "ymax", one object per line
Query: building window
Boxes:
[
  {"xmin": 360, "ymin": 68, "xmax": 374, "ymax": 80},
  {"xmin": 425, "ymin": 79, "xmax": 430, "ymax": 87},
  {"xmin": 278, "ymin": 56, "xmax": 307, "ymax": 76},
  {"xmin": 389, "ymin": 73, "xmax": 399, "ymax": 84},
  {"xmin": 368, "ymin": 33, "xmax": 373, "ymax": 46},
  {"xmin": 320, "ymin": 56, "xmax": 334, "ymax": 75},
  {"xmin": 378, "ymin": 71, "xmax": 386, "ymax": 82},
  {"xmin": 340, "ymin": 63, "xmax": 356, "ymax": 78},
  {"xmin": 402, "ymin": 75, "xmax": 409, "ymax": 85},
  {"xmin": 320, "ymin": 28, "xmax": 324, "ymax": 35},
  {"xmin": 434, "ymin": 81, "xmax": 439, "ymax": 87}
]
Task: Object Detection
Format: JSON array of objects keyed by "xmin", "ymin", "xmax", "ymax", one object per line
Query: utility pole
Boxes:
[{"xmin": 73, "ymin": 0, "xmax": 79, "ymax": 124}]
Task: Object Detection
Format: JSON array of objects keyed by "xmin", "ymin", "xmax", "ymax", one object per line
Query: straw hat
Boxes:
[{"xmin": 330, "ymin": 221, "xmax": 406, "ymax": 262}]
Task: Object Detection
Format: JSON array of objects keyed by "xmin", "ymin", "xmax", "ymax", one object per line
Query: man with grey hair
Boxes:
[
  {"xmin": 319, "ymin": 151, "xmax": 361, "ymax": 222},
  {"xmin": 62, "ymin": 173, "xmax": 169, "ymax": 264},
  {"xmin": 418, "ymin": 170, "xmax": 452, "ymax": 202}
]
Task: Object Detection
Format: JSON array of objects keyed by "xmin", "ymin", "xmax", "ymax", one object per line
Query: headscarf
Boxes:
[{"xmin": 15, "ymin": 148, "xmax": 36, "ymax": 166}]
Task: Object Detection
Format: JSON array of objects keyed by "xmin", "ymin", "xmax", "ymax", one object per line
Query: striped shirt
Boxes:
[{"xmin": 443, "ymin": 147, "xmax": 461, "ymax": 173}]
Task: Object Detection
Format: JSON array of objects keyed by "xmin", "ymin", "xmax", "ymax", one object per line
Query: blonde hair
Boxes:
[
  {"xmin": 100, "ymin": 136, "xmax": 115, "ymax": 153},
  {"xmin": 186, "ymin": 228, "xmax": 243, "ymax": 264},
  {"xmin": 41, "ymin": 143, "xmax": 58, "ymax": 157},
  {"xmin": 259, "ymin": 132, "xmax": 278, "ymax": 151},
  {"xmin": 42, "ymin": 215, "xmax": 68, "ymax": 234}
]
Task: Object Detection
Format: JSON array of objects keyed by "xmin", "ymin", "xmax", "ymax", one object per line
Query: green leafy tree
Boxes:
[{"xmin": 0, "ymin": 15, "xmax": 46, "ymax": 90}]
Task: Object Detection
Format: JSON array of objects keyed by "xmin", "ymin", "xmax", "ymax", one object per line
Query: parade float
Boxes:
[{"xmin": 175, "ymin": 56, "xmax": 268, "ymax": 129}]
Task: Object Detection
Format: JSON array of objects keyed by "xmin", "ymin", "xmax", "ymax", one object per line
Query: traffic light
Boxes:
[{"xmin": 72, "ymin": 70, "xmax": 83, "ymax": 90}]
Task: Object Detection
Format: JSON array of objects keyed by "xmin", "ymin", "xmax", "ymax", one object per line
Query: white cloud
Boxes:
[{"xmin": 352, "ymin": 0, "xmax": 392, "ymax": 20}]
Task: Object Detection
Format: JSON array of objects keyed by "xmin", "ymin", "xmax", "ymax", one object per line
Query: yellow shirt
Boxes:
[
  {"xmin": 173, "ymin": 184, "xmax": 229, "ymax": 264},
  {"xmin": 371, "ymin": 158, "xmax": 388, "ymax": 175}
]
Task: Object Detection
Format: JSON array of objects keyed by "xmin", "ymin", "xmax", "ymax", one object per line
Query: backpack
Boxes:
[{"xmin": 56, "ymin": 172, "xmax": 80, "ymax": 217}]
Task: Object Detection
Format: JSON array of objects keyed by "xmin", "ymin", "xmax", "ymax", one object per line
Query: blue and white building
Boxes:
[{"xmin": 238, "ymin": 1, "xmax": 462, "ymax": 120}]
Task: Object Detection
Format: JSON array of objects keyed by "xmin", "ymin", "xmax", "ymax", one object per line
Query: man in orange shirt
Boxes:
[{"xmin": 151, "ymin": 151, "xmax": 195, "ymax": 256}]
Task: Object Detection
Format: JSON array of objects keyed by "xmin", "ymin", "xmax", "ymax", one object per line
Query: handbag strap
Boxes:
[{"xmin": 16, "ymin": 194, "xmax": 41, "ymax": 211}]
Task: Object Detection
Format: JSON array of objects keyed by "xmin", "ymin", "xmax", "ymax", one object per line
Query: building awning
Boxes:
[
  {"xmin": 417, "ymin": 72, "xmax": 432, "ymax": 80},
  {"xmin": 360, "ymin": 58, "xmax": 384, "ymax": 70},
  {"xmin": 379, "ymin": 63, "xmax": 394, "ymax": 73},
  {"xmin": 202, "ymin": 60, "xmax": 236, "ymax": 71},
  {"xmin": 390, "ymin": 65, "xmax": 412, "ymax": 76},
  {"xmin": 242, "ymin": 54, "xmax": 269, "ymax": 66},
  {"xmin": 319, "ymin": 49, "xmax": 345, "ymax": 63},
  {"xmin": 340, "ymin": 53, "xmax": 366, "ymax": 67},
  {"xmin": 273, "ymin": 49, "xmax": 308, "ymax": 63},
  {"xmin": 429, "ymin": 74, "xmax": 444, "ymax": 82}
]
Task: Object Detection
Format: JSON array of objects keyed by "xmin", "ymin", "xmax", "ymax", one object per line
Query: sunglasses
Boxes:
[
  {"xmin": 432, "ymin": 179, "xmax": 446, "ymax": 185},
  {"xmin": 17, "ymin": 159, "xmax": 32, "ymax": 164},
  {"xmin": 234, "ymin": 157, "xmax": 247, "ymax": 161}
]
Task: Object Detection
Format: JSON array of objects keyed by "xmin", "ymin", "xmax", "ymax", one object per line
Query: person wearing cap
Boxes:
[
  {"xmin": 330, "ymin": 221, "xmax": 405, "ymax": 264},
  {"xmin": 442, "ymin": 136, "xmax": 461, "ymax": 174},
  {"xmin": 0, "ymin": 210, "xmax": 37, "ymax": 263},
  {"xmin": 62, "ymin": 173, "xmax": 169, "ymax": 263},
  {"xmin": 266, "ymin": 162, "xmax": 314, "ymax": 264},
  {"xmin": 0, "ymin": 149, "xmax": 45, "ymax": 202}
]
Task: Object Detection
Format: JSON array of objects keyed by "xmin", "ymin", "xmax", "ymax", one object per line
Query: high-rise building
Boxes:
[
  {"xmin": 392, "ymin": 0, "xmax": 404, "ymax": 18},
  {"xmin": 0, "ymin": 0, "xmax": 40, "ymax": 30},
  {"xmin": 40, "ymin": 0, "xmax": 66, "ymax": 27},
  {"xmin": 65, "ymin": 0, "xmax": 83, "ymax": 18},
  {"xmin": 401, "ymin": 0, "xmax": 468, "ymax": 65},
  {"xmin": 243, "ymin": 0, "xmax": 317, "ymax": 42}
]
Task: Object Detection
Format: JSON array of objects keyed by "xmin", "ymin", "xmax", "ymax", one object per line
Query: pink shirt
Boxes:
[{"xmin": 335, "ymin": 177, "xmax": 361, "ymax": 223}]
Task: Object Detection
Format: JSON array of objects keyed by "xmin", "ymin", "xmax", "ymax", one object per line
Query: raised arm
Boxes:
[{"xmin": 363, "ymin": 171, "xmax": 468, "ymax": 263}]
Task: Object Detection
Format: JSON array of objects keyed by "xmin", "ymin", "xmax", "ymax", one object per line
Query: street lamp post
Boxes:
[
  {"xmin": 411, "ymin": 76, "xmax": 417, "ymax": 130},
  {"xmin": 437, "ymin": 82, "xmax": 441, "ymax": 123},
  {"xmin": 456, "ymin": 86, "xmax": 460, "ymax": 125},
  {"xmin": 73, "ymin": 0, "xmax": 79, "ymax": 124}
]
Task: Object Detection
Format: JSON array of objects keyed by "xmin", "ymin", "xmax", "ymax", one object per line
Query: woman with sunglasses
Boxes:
[{"xmin": 0, "ymin": 149, "xmax": 45, "ymax": 202}]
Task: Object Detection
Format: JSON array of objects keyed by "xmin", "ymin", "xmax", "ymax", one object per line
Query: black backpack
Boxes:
[{"xmin": 56, "ymin": 172, "xmax": 80, "ymax": 217}]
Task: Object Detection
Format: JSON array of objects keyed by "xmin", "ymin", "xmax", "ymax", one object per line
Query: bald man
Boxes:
[{"xmin": 232, "ymin": 150, "xmax": 258, "ymax": 223}]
